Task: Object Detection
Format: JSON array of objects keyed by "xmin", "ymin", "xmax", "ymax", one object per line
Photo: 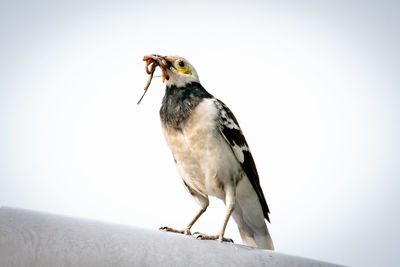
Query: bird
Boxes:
[{"xmin": 156, "ymin": 55, "xmax": 274, "ymax": 250}]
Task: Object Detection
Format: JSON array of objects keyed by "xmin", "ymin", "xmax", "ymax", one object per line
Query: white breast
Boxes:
[{"xmin": 161, "ymin": 98, "xmax": 241, "ymax": 199}]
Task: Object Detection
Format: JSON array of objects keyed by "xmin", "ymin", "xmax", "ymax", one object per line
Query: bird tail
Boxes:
[
  {"xmin": 238, "ymin": 225, "xmax": 274, "ymax": 250},
  {"xmin": 232, "ymin": 186, "xmax": 274, "ymax": 250}
]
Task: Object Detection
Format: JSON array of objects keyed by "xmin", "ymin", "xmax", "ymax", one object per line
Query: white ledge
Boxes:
[{"xmin": 0, "ymin": 207, "xmax": 344, "ymax": 267}]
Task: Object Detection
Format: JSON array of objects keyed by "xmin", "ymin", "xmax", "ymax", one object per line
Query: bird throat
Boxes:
[{"xmin": 160, "ymin": 82, "xmax": 212, "ymax": 130}]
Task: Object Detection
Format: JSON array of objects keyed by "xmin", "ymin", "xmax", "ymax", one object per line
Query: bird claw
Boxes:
[
  {"xmin": 159, "ymin": 226, "xmax": 191, "ymax": 235},
  {"xmin": 193, "ymin": 232, "xmax": 234, "ymax": 243}
]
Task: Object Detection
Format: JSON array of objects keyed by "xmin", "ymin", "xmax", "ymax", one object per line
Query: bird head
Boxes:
[{"xmin": 163, "ymin": 56, "xmax": 200, "ymax": 88}]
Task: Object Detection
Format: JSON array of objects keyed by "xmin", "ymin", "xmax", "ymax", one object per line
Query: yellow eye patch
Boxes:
[{"xmin": 176, "ymin": 64, "xmax": 192, "ymax": 75}]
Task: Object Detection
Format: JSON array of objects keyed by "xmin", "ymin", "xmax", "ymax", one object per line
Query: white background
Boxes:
[{"xmin": 1, "ymin": 1, "xmax": 399, "ymax": 266}]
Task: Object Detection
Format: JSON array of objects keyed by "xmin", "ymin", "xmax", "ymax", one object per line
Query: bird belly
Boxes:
[{"xmin": 162, "ymin": 99, "xmax": 241, "ymax": 199}]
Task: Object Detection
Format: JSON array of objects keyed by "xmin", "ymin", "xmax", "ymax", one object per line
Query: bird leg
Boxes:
[
  {"xmin": 159, "ymin": 226, "xmax": 189, "ymax": 235},
  {"xmin": 160, "ymin": 206, "xmax": 207, "ymax": 235},
  {"xmin": 194, "ymin": 186, "xmax": 235, "ymax": 243},
  {"xmin": 160, "ymin": 194, "xmax": 209, "ymax": 236}
]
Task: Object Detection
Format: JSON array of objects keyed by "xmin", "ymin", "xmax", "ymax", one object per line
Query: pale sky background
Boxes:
[{"xmin": 1, "ymin": 1, "xmax": 399, "ymax": 266}]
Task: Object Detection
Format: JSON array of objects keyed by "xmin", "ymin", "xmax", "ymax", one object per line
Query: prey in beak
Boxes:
[
  {"xmin": 137, "ymin": 54, "xmax": 170, "ymax": 104},
  {"xmin": 138, "ymin": 54, "xmax": 199, "ymax": 104}
]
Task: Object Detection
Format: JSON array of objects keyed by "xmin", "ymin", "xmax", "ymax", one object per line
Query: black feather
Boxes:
[
  {"xmin": 160, "ymin": 82, "xmax": 212, "ymax": 130},
  {"xmin": 216, "ymin": 100, "xmax": 271, "ymax": 222}
]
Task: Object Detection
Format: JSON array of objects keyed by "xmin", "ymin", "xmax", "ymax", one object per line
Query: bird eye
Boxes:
[{"xmin": 178, "ymin": 61, "xmax": 185, "ymax": 68}]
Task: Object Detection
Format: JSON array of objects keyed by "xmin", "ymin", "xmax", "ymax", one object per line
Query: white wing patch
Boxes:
[
  {"xmin": 214, "ymin": 99, "xmax": 249, "ymax": 164},
  {"xmin": 231, "ymin": 143, "xmax": 248, "ymax": 163},
  {"xmin": 215, "ymin": 100, "xmax": 240, "ymax": 130}
]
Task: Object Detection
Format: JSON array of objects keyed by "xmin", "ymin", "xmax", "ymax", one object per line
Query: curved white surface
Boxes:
[{"xmin": 0, "ymin": 207, "xmax": 343, "ymax": 267}]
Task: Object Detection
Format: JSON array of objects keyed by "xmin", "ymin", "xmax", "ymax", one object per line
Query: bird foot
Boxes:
[
  {"xmin": 159, "ymin": 226, "xmax": 191, "ymax": 235},
  {"xmin": 193, "ymin": 232, "xmax": 234, "ymax": 243}
]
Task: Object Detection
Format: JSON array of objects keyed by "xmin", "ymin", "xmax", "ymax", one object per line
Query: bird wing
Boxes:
[{"xmin": 215, "ymin": 99, "xmax": 271, "ymax": 222}]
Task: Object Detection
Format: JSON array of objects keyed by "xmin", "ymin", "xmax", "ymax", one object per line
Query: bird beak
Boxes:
[{"xmin": 164, "ymin": 56, "xmax": 176, "ymax": 70}]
